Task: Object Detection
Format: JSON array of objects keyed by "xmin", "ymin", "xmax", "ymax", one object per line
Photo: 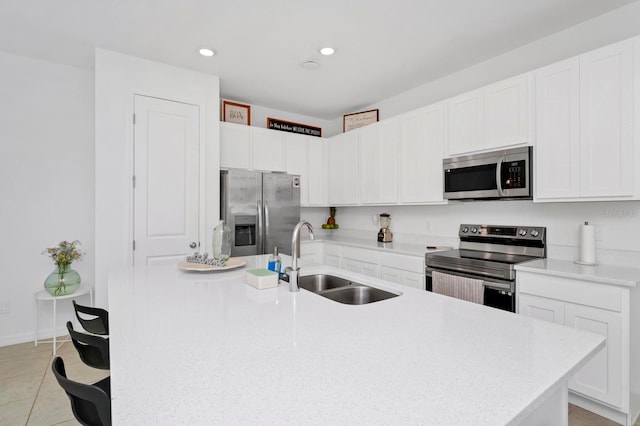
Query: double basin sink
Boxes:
[{"xmin": 298, "ymin": 274, "xmax": 400, "ymax": 305}]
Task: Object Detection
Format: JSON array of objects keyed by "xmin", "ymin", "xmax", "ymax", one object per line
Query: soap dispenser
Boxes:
[{"xmin": 267, "ymin": 246, "xmax": 281, "ymax": 274}]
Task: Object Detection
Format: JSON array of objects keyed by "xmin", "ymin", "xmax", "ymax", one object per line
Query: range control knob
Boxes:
[
  {"xmin": 530, "ymin": 230, "xmax": 540, "ymax": 237},
  {"xmin": 462, "ymin": 226, "xmax": 469, "ymax": 233},
  {"xmin": 518, "ymin": 229, "xmax": 527, "ymax": 236},
  {"xmin": 471, "ymin": 227, "xmax": 478, "ymax": 233}
]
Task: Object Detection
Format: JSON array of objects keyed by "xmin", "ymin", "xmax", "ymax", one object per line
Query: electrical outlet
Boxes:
[
  {"xmin": 0, "ymin": 300, "xmax": 10, "ymax": 314},
  {"xmin": 595, "ymin": 225, "xmax": 604, "ymax": 242}
]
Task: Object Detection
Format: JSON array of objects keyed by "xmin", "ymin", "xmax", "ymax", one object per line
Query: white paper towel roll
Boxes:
[{"xmin": 579, "ymin": 222, "xmax": 596, "ymax": 264}]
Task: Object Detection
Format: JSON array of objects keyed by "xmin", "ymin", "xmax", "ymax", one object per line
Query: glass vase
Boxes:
[
  {"xmin": 44, "ymin": 265, "xmax": 81, "ymax": 296},
  {"xmin": 212, "ymin": 220, "xmax": 232, "ymax": 262}
]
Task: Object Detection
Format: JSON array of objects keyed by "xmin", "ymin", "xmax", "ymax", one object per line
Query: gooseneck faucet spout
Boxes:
[{"xmin": 288, "ymin": 220, "xmax": 315, "ymax": 292}]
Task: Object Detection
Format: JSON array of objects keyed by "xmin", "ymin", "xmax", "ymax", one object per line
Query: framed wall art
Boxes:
[
  {"xmin": 222, "ymin": 100, "xmax": 251, "ymax": 125},
  {"xmin": 343, "ymin": 109, "xmax": 379, "ymax": 132},
  {"xmin": 267, "ymin": 117, "xmax": 322, "ymax": 137}
]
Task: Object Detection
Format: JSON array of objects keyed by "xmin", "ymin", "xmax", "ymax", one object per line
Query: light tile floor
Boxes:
[
  {"xmin": 1, "ymin": 338, "xmax": 108, "ymax": 425},
  {"xmin": 0, "ymin": 339, "xmax": 631, "ymax": 425}
]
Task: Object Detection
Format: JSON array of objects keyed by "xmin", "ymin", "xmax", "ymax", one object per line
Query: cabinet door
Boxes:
[
  {"xmin": 534, "ymin": 58, "xmax": 581, "ymax": 200},
  {"xmin": 483, "ymin": 74, "xmax": 530, "ymax": 150},
  {"xmin": 579, "ymin": 40, "xmax": 634, "ymax": 198},
  {"xmin": 517, "ymin": 294, "xmax": 564, "ymax": 324},
  {"xmin": 252, "ymin": 127, "xmax": 286, "ymax": 172},
  {"xmin": 380, "ymin": 266, "xmax": 425, "ymax": 290},
  {"xmin": 328, "ymin": 131, "xmax": 358, "ymax": 205},
  {"xmin": 220, "ymin": 122, "xmax": 251, "ymax": 169},
  {"xmin": 398, "ymin": 104, "xmax": 446, "ymax": 203},
  {"xmin": 565, "ymin": 303, "xmax": 623, "ymax": 408},
  {"xmin": 285, "ymin": 134, "xmax": 309, "ymax": 205},
  {"xmin": 307, "ymin": 139, "xmax": 328, "ymax": 206},
  {"xmin": 358, "ymin": 120, "xmax": 399, "ymax": 204},
  {"xmin": 447, "ymin": 89, "xmax": 483, "ymax": 156}
]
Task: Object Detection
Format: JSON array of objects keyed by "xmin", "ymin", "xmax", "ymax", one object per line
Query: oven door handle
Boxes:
[
  {"xmin": 426, "ymin": 267, "xmax": 514, "ymax": 293},
  {"xmin": 495, "ymin": 155, "xmax": 505, "ymax": 196}
]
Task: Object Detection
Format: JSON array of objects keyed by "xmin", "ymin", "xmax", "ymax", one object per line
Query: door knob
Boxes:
[{"xmin": 189, "ymin": 242, "xmax": 197, "ymax": 249}]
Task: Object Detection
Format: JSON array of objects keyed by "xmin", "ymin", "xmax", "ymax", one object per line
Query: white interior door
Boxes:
[{"xmin": 133, "ymin": 95, "xmax": 200, "ymax": 266}]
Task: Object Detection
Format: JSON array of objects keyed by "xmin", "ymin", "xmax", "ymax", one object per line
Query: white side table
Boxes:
[{"xmin": 34, "ymin": 284, "xmax": 93, "ymax": 355}]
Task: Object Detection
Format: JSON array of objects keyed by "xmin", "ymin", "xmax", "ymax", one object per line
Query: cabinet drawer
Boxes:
[
  {"xmin": 518, "ymin": 272, "xmax": 622, "ymax": 312},
  {"xmin": 380, "ymin": 253, "xmax": 423, "ymax": 273},
  {"xmin": 324, "ymin": 244, "xmax": 341, "ymax": 257},
  {"xmin": 341, "ymin": 246, "xmax": 379, "ymax": 263}
]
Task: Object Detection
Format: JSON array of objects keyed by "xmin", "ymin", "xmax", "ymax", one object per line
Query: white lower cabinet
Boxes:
[
  {"xmin": 303, "ymin": 242, "xmax": 425, "ymax": 289},
  {"xmin": 379, "ymin": 266, "xmax": 424, "ymax": 290},
  {"xmin": 341, "ymin": 258, "xmax": 379, "ymax": 278},
  {"xmin": 517, "ymin": 271, "xmax": 635, "ymax": 425}
]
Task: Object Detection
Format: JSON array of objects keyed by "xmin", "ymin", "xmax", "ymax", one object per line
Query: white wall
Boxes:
[
  {"xmin": 328, "ymin": 1, "xmax": 640, "ymax": 134},
  {"xmin": 222, "ymin": 99, "xmax": 341, "ymax": 137},
  {"xmin": 95, "ymin": 49, "xmax": 220, "ymax": 308},
  {"xmin": 0, "ymin": 51, "xmax": 94, "ymax": 346},
  {"xmin": 303, "ymin": 200, "xmax": 640, "ymax": 267}
]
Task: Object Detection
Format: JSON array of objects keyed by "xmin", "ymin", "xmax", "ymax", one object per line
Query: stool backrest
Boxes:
[
  {"xmin": 73, "ymin": 300, "xmax": 109, "ymax": 335},
  {"xmin": 52, "ymin": 357, "xmax": 111, "ymax": 426},
  {"xmin": 67, "ymin": 321, "xmax": 110, "ymax": 370}
]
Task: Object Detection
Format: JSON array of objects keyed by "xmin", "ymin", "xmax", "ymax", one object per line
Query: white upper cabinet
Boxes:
[
  {"xmin": 306, "ymin": 138, "xmax": 328, "ymax": 206},
  {"xmin": 535, "ymin": 39, "xmax": 636, "ymax": 201},
  {"xmin": 535, "ymin": 57, "xmax": 581, "ymax": 199},
  {"xmin": 285, "ymin": 133, "xmax": 309, "ymax": 203},
  {"xmin": 447, "ymin": 89, "xmax": 483, "ymax": 156},
  {"xmin": 483, "ymin": 74, "xmax": 531, "ymax": 150},
  {"xmin": 358, "ymin": 119, "xmax": 399, "ymax": 204},
  {"xmin": 220, "ymin": 122, "xmax": 287, "ymax": 172},
  {"xmin": 446, "ymin": 74, "xmax": 531, "ymax": 156},
  {"xmin": 398, "ymin": 103, "xmax": 447, "ymax": 203},
  {"xmin": 220, "ymin": 122, "xmax": 251, "ymax": 170},
  {"xmin": 251, "ymin": 127, "xmax": 286, "ymax": 172},
  {"xmin": 579, "ymin": 40, "xmax": 634, "ymax": 198},
  {"xmin": 328, "ymin": 130, "xmax": 359, "ymax": 205},
  {"xmin": 285, "ymin": 133, "xmax": 327, "ymax": 207}
]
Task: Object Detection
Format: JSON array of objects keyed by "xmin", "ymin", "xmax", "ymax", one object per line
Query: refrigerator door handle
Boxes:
[
  {"xmin": 264, "ymin": 200, "xmax": 270, "ymax": 254},
  {"xmin": 257, "ymin": 199, "xmax": 264, "ymax": 254}
]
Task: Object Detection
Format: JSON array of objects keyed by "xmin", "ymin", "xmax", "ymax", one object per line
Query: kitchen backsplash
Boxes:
[{"xmin": 302, "ymin": 200, "xmax": 640, "ymax": 267}]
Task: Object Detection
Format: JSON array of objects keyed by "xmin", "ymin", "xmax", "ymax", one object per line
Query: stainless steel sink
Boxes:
[
  {"xmin": 298, "ymin": 274, "xmax": 399, "ymax": 305},
  {"xmin": 298, "ymin": 274, "xmax": 352, "ymax": 292}
]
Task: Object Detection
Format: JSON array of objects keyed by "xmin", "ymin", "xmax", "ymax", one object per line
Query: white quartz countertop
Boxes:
[
  {"xmin": 303, "ymin": 234, "xmax": 453, "ymax": 257},
  {"xmin": 515, "ymin": 258, "xmax": 640, "ymax": 287},
  {"xmin": 108, "ymin": 255, "xmax": 603, "ymax": 425}
]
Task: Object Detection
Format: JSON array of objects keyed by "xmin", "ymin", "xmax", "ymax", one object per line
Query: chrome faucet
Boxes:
[{"xmin": 287, "ymin": 220, "xmax": 315, "ymax": 292}]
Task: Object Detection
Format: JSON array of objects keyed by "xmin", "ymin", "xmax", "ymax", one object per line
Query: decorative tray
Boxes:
[{"xmin": 178, "ymin": 258, "xmax": 247, "ymax": 272}]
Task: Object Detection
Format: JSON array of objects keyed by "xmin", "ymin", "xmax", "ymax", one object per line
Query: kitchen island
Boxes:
[{"xmin": 108, "ymin": 255, "xmax": 604, "ymax": 425}]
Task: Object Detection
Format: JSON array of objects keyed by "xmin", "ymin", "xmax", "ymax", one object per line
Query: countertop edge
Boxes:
[{"xmin": 515, "ymin": 258, "xmax": 640, "ymax": 287}]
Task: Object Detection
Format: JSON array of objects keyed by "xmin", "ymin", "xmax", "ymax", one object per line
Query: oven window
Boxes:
[{"xmin": 445, "ymin": 164, "xmax": 498, "ymax": 192}]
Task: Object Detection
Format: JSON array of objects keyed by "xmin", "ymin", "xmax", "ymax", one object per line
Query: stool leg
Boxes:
[
  {"xmin": 52, "ymin": 298, "xmax": 56, "ymax": 355},
  {"xmin": 34, "ymin": 298, "xmax": 38, "ymax": 347}
]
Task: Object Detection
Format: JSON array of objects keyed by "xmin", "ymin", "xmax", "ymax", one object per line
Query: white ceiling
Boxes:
[{"xmin": 0, "ymin": 0, "xmax": 638, "ymax": 119}]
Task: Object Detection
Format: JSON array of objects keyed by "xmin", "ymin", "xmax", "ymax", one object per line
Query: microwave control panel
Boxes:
[{"xmin": 501, "ymin": 160, "xmax": 526, "ymax": 189}]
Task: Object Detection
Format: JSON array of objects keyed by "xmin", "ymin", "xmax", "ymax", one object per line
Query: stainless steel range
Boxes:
[{"xmin": 425, "ymin": 224, "xmax": 546, "ymax": 312}]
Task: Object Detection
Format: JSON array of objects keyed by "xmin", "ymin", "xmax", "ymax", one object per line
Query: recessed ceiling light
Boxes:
[
  {"xmin": 199, "ymin": 48, "xmax": 216, "ymax": 57},
  {"xmin": 301, "ymin": 60, "xmax": 320, "ymax": 70},
  {"xmin": 319, "ymin": 47, "xmax": 335, "ymax": 56}
]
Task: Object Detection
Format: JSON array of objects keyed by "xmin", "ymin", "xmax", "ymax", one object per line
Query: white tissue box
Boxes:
[{"xmin": 245, "ymin": 269, "xmax": 279, "ymax": 289}]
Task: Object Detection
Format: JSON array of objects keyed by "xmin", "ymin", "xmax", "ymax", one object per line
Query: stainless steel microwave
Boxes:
[{"xmin": 443, "ymin": 146, "xmax": 532, "ymax": 200}]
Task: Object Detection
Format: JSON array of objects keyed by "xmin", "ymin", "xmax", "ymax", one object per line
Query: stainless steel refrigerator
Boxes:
[{"xmin": 220, "ymin": 169, "xmax": 300, "ymax": 257}]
